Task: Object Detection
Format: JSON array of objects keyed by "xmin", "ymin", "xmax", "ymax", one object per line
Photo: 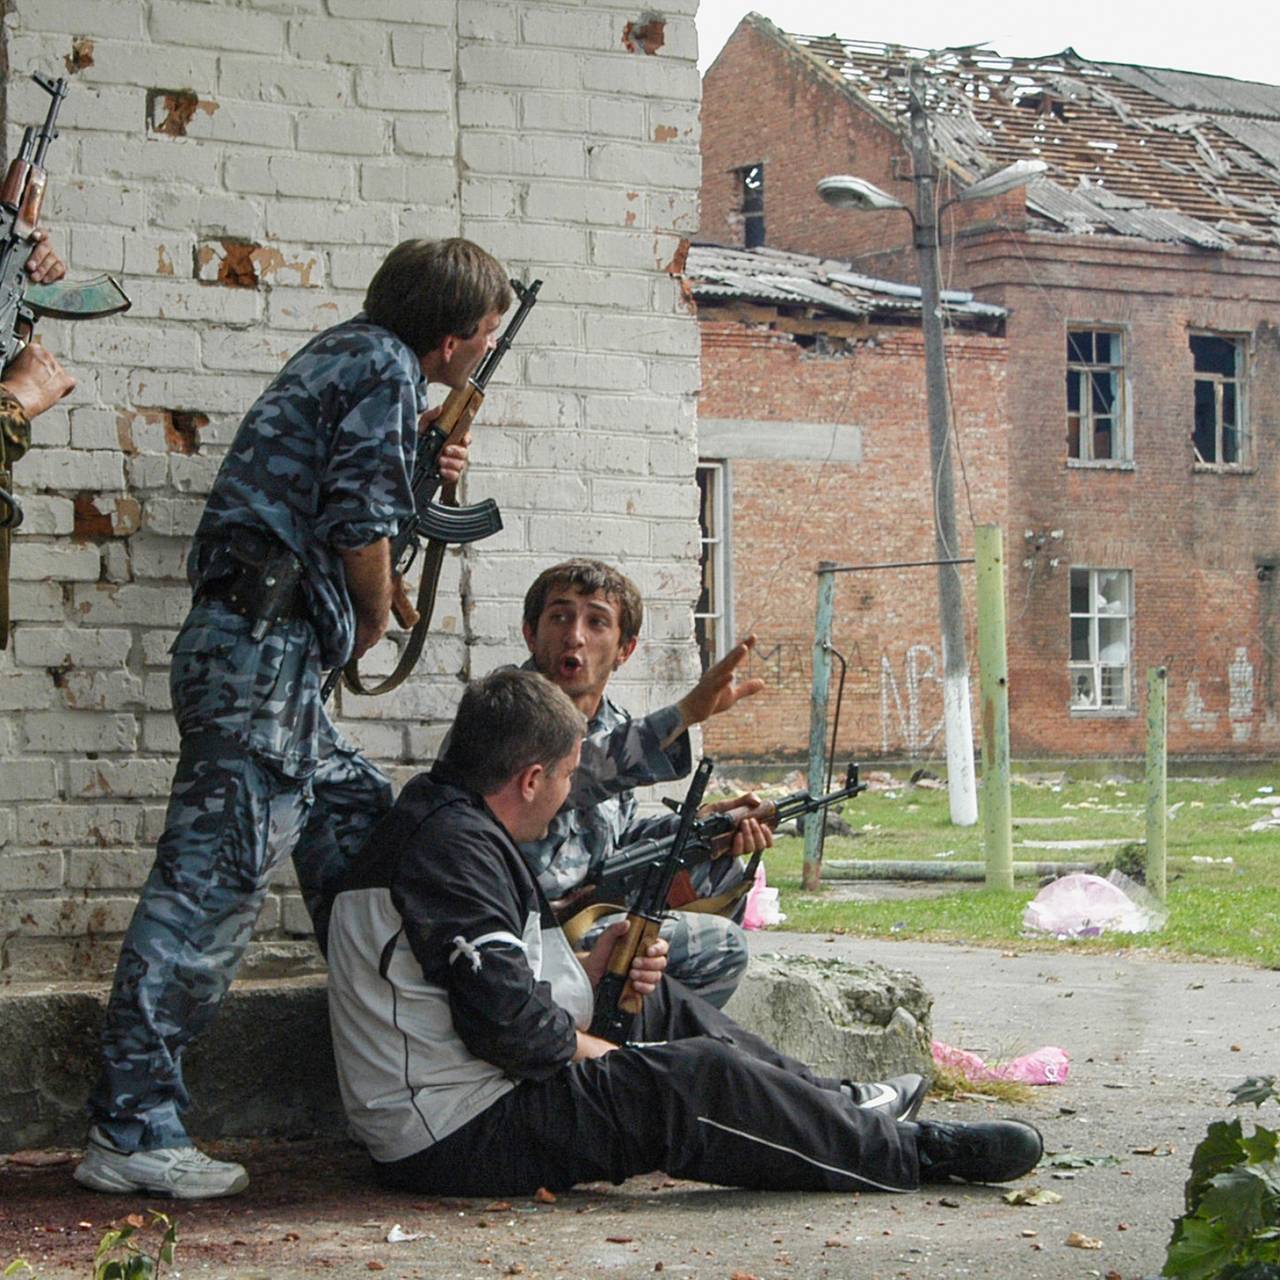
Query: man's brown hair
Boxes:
[
  {"xmin": 444, "ymin": 668, "xmax": 585, "ymax": 796},
  {"xmin": 364, "ymin": 238, "xmax": 513, "ymax": 357},
  {"xmin": 522, "ymin": 558, "xmax": 644, "ymax": 644}
]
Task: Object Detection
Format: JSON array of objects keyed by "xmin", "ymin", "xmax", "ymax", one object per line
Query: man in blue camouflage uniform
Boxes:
[
  {"xmin": 76, "ymin": 239, "xmax": 514, "ymax": 1200},
  {"xmin": 519, "ymin": 559, "xmax": 769, "ymax": 1010}
]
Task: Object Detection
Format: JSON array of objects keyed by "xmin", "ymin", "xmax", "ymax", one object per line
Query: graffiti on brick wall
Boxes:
[
  {"xmin": 880, "ymin": 644, "xmax": 944, "ymax": 756},
  {"xmin": 1228, "ymin": 647, "xmax": 1255, "ymax": 742}
]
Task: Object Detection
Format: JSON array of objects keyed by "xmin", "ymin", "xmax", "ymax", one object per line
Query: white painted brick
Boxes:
[
  {"xmin": 0, "ymin": 671, "xmax": 52, "ymax": 711},
  {"xmin": 588, "ymin": 95, "xmax": 647, "ymax": 139},
  {"xmin": 520, "ymin": 7, "xmax": 617, "ymax": 50},
  {"xmin": 486, "ymin": 389, "xmax": 582, "ymax": 430},
  {"xmin": 74, "ymin": 322, "xmax": 199, "ymax": 371},
  {"xmin": 648, "ymin": 358, "xmax": 700, "ymax": 396},
  {"xmin": 295, "ymin": 109, "xmax": 388, "ymax": 155},
  {"xmin": 265, "ymin": 291, "xmax": 349, "ymax": 332},
  {"xmin": 16, "ymin": 449, "xmax": 127, "ymax": 492},
  {"xmin": 580, "ymin": 53, "xmax": 699, "ymax": 100},
  {"xmin": 59, "ymin": 670, "xmax": 147, "ymax": 711},
  {"xmin": 289, "ymin": 17, "xmax": 388, "ymax": 65},
  {"xmin": 169, "ymin": 452, "xmax": 224, "ymax": 495},
  {"xmin": 590, "ymin": 141, "xmax": 698, "ymax": 190},
  {"xmin": 70, "ymin": 227, "xmax": 127, "ymax": 272},
  {"xmin": 527, "ymin": 512, "xmax": 646, "ymax": 555},
  {"xmin": 8, "ymin": 583, "xmax": 65, "ymax": 624},
  {"xmin": 126, "ymin": 280, "xmax": 262, "ymax": 325},
  {"xmin": 585, "ymin": 312, "xmax": 697, "ymax": 358},
  {"xmin": 477, "ymin": 222, "xmax": 587, "ymax": 267},
  {"xmin": 330, "ymin": 719, "xmax": 405, "ymax": 760},
  {"xmin": 392, "ymin": 28, "xmax": 456, "ymax": 71},
  {"xmin": 392, "ymin": 117, "xmax": 456, "ymax": 159},
  {"xmin": 354, "ymin": 67, "xmax": 452, "ymax": 112},
  {"xmin": 648, "ymin": 437, "xmax": 697, "ymax": 476},
  {"xmin": 72, "ymin": 583, "xmax": 189, "ymax": 628},
  {"xmin": 0, "ymin": 759, "xmax": 58, "ymax": 801},
  {"xmin": 397, "ymin": 203, "xmax": 463, "ymax": 242},
  {"xmin": 219, "ymin": 55, "xmax": 350, "ymax": 106},
  {"xmin": 0, "ymin": 895, "xmax": 138, "ymax": 937},
  {"xmin": 23, "ymin": 711, "xmax": 139, "ymax": 753},
  {"xmin": 74, "ymin": 38, "xmax": 220, "ymax": 88},
  {"xmin": 143, "ymin": 672, "xmax": 172, "ymax": 710},
  {"xmin": 0, "ymin": 810, "xmax": 11, "ymax": 849},
  {"xmin": 150, "ymin": 0, "xmax": 284, "ymax": 50},
  {"xmin": 9, "ymin": 542, "xmax": 102, "ymax": 583},
  {"xmin": 128, "ymin": 533, "xmax": 191, "ymax": 580},
  {"xmin": 143, "ymin": 499, "xmax": 203, "ymax": 541},
  {"xmin": 589, "ymin": 227, "xmax": 667, "ymax": 271},
  {"xmin": 45, "ymin": 180, "xmax": 148, "ymax": 227},
  {"xmin": 27, "ymin": 408, "xmax": 71, "ymax": 449},
  {"xmin": 13, "ymin": 626, "xmax": 133, "ymax": 670},
  {"xmin": 263, "ymin": 198, "xmax": 396, "ymax": 244},
  {"xmin": 142, "ymin": 629, "xmax": 180, "ymax": 665},
  {"xmin": 461, "ymin": 132, "xmax": 585, "ymax": 179},
  {"xmin": 79, "ymin": 137, "xmax": 224, "ymax": 187},
  {"xmin": 126, "ymin": 455, "xmax": 172, "ymax": 490},
  {"xmin": 130, "ymin": 369, "xmax": 268, "ymax": 414},
  {"xmin": 458, "ymin": 88, "xmax": 517, "ymax": 130},
  {"xmin": 359, "ymin": 163, "xmax": 408, "ymax": 203},
  {"xmin": 101, "ymin": 542, "xmax": 131, "ymax": 585},
  {"xmin": 65, "ymin": 848, "xmax": 155, "ymax": 890},
  {"xmin": 594, "ymin": 477, "xmax": 696, "ymax": 519},
  {"xmin": 68, "ymin": 758, "xmax": 173, "ymax": 800},
  {"xmin": 458, "ymin": 45, "xmax": 581, "ymax": 91},
  {"xmin": 458, "ymin": 2, "xmax": 515, "ymax": 41},
  {"xmin": 179, "ymin": 100, "xmax": 294, "ymax": 149},
  {"xmin": 8, "ymin": 496, "xmax": 74, "ymax": 536},
  {"xmin": 8, "ymin": 1, "xmax": 142, "ymax": 40},
  {"xmin": 549, "ymin": 268, "xmax": 649, "ymax": 310},
  {"xmin": 651, "ymin": 519, "xmax": 699, "ymax": 559},
  {"xmin": 328, "ymin": 245, "xmax": 388, "ymax": 291},
  {"xmin": 143, "ymin": 713, "xmax": 181, "ymax": 753},
  {"xmin": 527, "ymin": 350, "xmax": 646, "ymax": 391},
  {"xmin": 0, "ymin": 851, "xmax": 63, "ymax": 893},
  {"xmin": 583, "ymin": 392, "xmax": 686, "ymax": 434},
  {"xmin": 328, "ymin": 0, "xmax": 450, "ymax": 21},
  {"xmin": 199, "ymin": 327, "xmax": 300, "ymax": 375},
  {"xmin": 51, "ymin": 84, "xmax": 144, "ymax": 135},
  {"xmin": 150, "ymin": 189, "xmax": 264, "ymax": 239},
  {"xmin": 18, "ymin": 801, "xmax": 143, "ymax": 846},
  {"xmin": 226, "ymin": 152, "xmax": 357, "ymax": 202}
]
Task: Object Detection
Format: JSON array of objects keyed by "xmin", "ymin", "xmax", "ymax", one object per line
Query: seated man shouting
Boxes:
[
  {"xmin": 519, "ymin": 558, "xmax": 762, "ymax": 1010},
  {"xmin": 325, "ymin": 668, "xmax": 1043, "ymax": 1197}
]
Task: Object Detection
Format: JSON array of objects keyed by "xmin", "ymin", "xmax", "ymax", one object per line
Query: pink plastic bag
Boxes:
[
  {"xmin": 932, "ymin": 1039, "xmax": 1070, "ymax": 1085},
  {"xmin": 742, "ymin": 863, "xmax": 785, "ymax": 930}
]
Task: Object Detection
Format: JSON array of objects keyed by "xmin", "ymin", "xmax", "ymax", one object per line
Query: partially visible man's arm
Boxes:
[{"xmin": 340, "ymin": 538, "xmax": 393, "ymax": 658}]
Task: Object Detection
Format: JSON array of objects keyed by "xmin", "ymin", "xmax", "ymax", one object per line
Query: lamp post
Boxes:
[{"xmin": 818, "ymin": 68, "xmax": 1044, "ymax": 827}]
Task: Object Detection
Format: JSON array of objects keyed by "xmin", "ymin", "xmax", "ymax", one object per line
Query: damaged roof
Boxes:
[
  {"xmin": 685, "ymin": 243, "xmax": 1006, "ymax": 326},
  {"xmin": 754, "ymin": 13, "xmax": 1280, "ymax": 250}
]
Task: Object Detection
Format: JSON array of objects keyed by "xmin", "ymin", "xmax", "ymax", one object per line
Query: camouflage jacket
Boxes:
[
  {"xmin": 519, "ymin": 684, "xmax": 691, "ymax": 899},
  {"xmin": 189, "ymin": 314, "xmax": 426, "ymax": 668}
]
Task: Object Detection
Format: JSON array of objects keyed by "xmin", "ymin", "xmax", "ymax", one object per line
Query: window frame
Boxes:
[
  {"xmin": 1190, "ymin": 330, "xmax": 1251, "ymax": 470},
  {"xmin": 1068, "ymin": 566, "xmax": 1135, "ymax": 714},
  {"xmin": 736, "ymin": 162, "xmax": 764, "ymax": 249},
  {"xmin": 694, "ymin": 459, "xmax": 732, "ymax": 672},
  {"xmin": 1065, "ymin": 326, "xmax": 1131, "ymax": 466}
]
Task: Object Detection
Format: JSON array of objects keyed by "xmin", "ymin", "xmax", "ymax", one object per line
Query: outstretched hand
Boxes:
[{"xmin": 671, "ymin": 635, "xmax": 764, "ymax": 739}]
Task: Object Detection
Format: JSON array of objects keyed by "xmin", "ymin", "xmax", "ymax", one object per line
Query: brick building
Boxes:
[
  {"xmin": 698, "ymin": 13, "xmax": 1280, "ymax": 763},
  {"xmin": 0, "ymin": 0, "xmax": 704, "ymax": 980}
]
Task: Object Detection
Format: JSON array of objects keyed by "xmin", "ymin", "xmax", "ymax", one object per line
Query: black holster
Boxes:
[{"xmin": 209, "ymin": 527, "xmax": 306, "ymax": 640}]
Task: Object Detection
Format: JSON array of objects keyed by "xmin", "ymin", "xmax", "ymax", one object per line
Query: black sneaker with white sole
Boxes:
[{"xmin": 913, "ymin": 1118, "xmax": 1044, "ymax": 1184}]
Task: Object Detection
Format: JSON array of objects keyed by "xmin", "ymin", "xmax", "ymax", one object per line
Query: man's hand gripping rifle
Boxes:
[
  {"xmin": 562, "ymin": 764, "xmax": 867, "ymax": 943},
  {"xmin": 325, "ymin": 278, "xmax": 541, "ymax": 699},
  {"xmin": 588, "ymin": 758, "xmax": 714, "ymax": 1045}
]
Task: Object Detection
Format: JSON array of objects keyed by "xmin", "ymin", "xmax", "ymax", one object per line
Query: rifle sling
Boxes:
[
  {"xmin": 561, "ymin": 875, "xmax": 754, "ymax": 950},
  {"xmin": 338, "ymin": 536, "xmax": 446, "ymax": 697}
]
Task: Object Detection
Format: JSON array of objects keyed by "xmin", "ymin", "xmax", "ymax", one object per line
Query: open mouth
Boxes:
[{"xmin": 559, "ymin": 655, "xmax": 584, "ymax": 678}]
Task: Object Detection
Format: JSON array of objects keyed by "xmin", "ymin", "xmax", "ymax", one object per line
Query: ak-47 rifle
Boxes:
[
  {"xmin": 562, "ymin": 764, "xmax": 867, "ymax": 947},
  {"xmin": 0, "ymin": 72, "xmax": 131, "ymax": 647},
  {"xmin": 589, "ymin": 758, "xmax": 714, "ymax": 1044},
  {"xmin": 324, "ymin": 277, "xmax": 541, "ymax": 700}
]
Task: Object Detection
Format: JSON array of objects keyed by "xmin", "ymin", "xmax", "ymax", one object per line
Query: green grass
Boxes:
[{"xmin": 758, "ymin": 772, "xmax": 1280, "ymax": 968}]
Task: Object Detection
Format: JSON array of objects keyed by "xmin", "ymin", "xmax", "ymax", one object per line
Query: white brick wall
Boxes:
[{"xmin": 0, "ymin": 0, "xmax": 703, "ymax": 979}]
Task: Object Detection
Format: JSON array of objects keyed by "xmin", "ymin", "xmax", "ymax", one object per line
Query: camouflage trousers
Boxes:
[
  {"xmin": 581, "ymin": 854, "xmax": 750, "ymax": 1009},
  {"xmin": 89, "ymin": 603, "xmax": 392, "ymax": 1152}
]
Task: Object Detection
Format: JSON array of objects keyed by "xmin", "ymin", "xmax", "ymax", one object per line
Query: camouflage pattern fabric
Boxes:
[
  {"xmin": 89, "ymin": 604, "xmax": 392, "ymax": 1151},
  {"xmin": 0, "ymin": 392, "xmax": 30, "ymax": 647},
  {"xmin": 188, "ymin": 314, "xmax": 425, "ymax": 669},
  {"xmin": 519, "ymin": 683, "xmax": 750, "ymax": 1008}
]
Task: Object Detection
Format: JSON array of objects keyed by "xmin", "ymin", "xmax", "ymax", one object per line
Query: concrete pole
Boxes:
[
  {"xmin": 907, "ymin": 61, "xmax": 978, "ymax": 828},
  {"xmin": 975, "ymin": 524, "xmax": 1013, "ymax": 889},
  {"xmin": 803, "ymin": 562, "xmax": 836, "ymax": 890},
  {"xmin": 1145, "ymin": 666, "xmax": 1168, "ymax": 900}
]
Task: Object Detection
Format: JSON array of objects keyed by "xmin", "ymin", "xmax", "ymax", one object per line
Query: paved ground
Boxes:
[{"xmin": 3, "ymin": 932, "xmax": 1276, "ymax": 1280}]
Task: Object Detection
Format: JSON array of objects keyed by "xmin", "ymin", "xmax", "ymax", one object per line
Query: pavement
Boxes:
[{"xmin": 2, "ymin": 931, "xmax": 1277, "ymax": 1280}]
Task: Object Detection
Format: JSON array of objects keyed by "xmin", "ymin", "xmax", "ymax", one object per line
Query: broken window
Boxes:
[
  {"xmin": 1191, "ymin": 333, "xmax": 1248, "ymax": 466},
  {"xmin": 738, "ymin": 163, "xmax": 764, "ymax": 249},
  {"xmin": 695, "ymin": 460, "xmax": 731, "ymax": 671},
  {"xmin": 1066, "ymin": 329, "xmax": 1127, "ymax": 462},
  {"xmin": 1069, "ymin": 567, "xmax": 1132, "ymax": 711}
]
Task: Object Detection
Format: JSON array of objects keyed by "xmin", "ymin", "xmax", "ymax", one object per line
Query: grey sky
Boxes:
[{"xmin": 695, "ymin": 2, "xmax": 1280, "ymax": 84}]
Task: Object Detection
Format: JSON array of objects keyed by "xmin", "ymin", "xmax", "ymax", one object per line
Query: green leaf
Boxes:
[
  {"xmin": 1164, "ymin": 1213, "xmax": 1240, "ymax": 1280},
  {"xmin": 1199, "ymin": 1168, "xmax": 1271, "ymax": 1241},
  {"xmin": 98, "ymin": 1263, "xmax": 126, "ymax": 1280},
  {"xmin": 1231, "ymin": 1078, "xmax": 1279, "ymax": 1110},
  {"xmin": 1241, "ymin": 1128, "xmax": 1280, "ymax": 1166},
  {"xmin": 1188, "ymin": 1120, "xmax": 1250, "ymax": 1210},
  {"xmin": 3, "ymin": 1262, "xmax": 34, "ymax": 1277},
  {"xmin": 122, "ymin": 1256, "xmax": 154, "ymax": 1280}
]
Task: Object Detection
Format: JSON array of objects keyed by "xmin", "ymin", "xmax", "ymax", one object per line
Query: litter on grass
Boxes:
[{"xmin": 1022, "ymin": 870, "xmax": 1167, "ymax": 938}]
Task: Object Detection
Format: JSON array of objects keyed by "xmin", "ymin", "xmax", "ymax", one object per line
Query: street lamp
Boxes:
[{"xmin": 819, "ymin": 66, "xmax": 1044, "ymax": 827}]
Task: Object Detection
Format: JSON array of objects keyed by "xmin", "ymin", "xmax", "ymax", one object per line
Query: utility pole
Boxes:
[{"xmin": 906, "ymin": 61, "xmax": 978, "ymax": 827}]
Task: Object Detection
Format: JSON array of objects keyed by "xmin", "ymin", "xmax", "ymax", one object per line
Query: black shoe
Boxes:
[
  {"xmin": 914, "ymin": 1118, "xmax": 1043, "ymax": 1184},
  {"xmin": 843, "ymin": 1073, "xmax": 929, "ymax": 1122}
]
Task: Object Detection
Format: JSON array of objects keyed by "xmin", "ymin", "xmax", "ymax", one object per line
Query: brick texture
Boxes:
[
  {"xmin": 0, "ymin": 1, "xmax": 702, "ymax": 978},
  {"xmin": 700, "ymin": 17, "xmax": 1280, "ymax": 765}
]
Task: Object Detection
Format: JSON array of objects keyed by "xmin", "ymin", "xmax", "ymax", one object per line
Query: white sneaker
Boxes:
[{"xmin": 74, "ymin": 1127, "xmax": 249, "ymax": 1199}]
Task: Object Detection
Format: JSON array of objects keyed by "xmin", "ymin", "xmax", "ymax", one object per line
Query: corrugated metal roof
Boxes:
[
  {"xmin": 684, "ymin": 244, "xmax": 1007, "ymax": 323},
  {"xmin": 757, "ymin": 16, "xmax": 1280, "ymax": 251}
]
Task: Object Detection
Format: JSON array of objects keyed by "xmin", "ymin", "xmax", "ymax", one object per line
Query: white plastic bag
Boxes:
[
  {"xmin": 1022, "ymin": 870, "xmax": 1166, "ymax": 938},
  {"xmin": 742, "ymin": 863, "xmax": 786, "ymax": 930}
]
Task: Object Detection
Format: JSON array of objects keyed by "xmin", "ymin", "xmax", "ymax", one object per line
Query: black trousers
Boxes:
[{"xmin": 375, "ymin": 978, "xmax": 919, "ymax": 1196}]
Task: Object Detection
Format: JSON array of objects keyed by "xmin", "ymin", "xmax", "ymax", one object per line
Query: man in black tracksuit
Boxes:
[{"xmin": 326, "ymin": 668, "xmax": 1043, "ymax": 1196}]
